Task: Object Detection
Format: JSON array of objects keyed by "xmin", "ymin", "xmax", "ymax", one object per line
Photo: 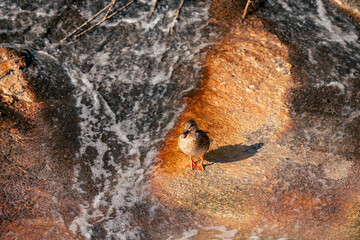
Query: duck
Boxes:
[{"xmin": 178, "ymin": 120, "xmax": 210, "ymax": 171}]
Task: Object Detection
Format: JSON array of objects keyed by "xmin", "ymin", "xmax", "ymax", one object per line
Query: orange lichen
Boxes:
[
  {"xmin": 151, "ymin": 0, "xmax": 294, "ymax": 235},
  {"xmin": 0, "ymin": 48, "xmax": 35, "ymax": 103},
  {"xmin": 151, "ymin": 1, "xmax": 360, "ymax": 239},
  {"xmin": 3, "ymin": 217, "xmax": 77, "ymax": 240},
  {"xmin": 155, "ymin": 4, "xmax": 292, "ymax": 176}
]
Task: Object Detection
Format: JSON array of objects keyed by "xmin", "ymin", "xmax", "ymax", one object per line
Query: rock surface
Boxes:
[
  {"xmin": 0, "ymin": 48, "xmax": 80, "ymax": 239},
  {"xmin": 152, "ymin": 0, "xmax": 360, "ymax": 239},
  {"xmin": 332, "ymin": 0, "xmax": 360, "ymax": 21},
  {"xmin": 0, "ymin": 0, "xmax": 359, "ymax": 239}
]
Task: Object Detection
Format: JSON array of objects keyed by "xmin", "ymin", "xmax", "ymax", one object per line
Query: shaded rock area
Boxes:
[
  {"xmin": 152, "ymin": 0, "xmax": 360, "ymax": 239},
  {"xmin": 0, "ymin": 48, "xmax": 81, "ymax": 239}
]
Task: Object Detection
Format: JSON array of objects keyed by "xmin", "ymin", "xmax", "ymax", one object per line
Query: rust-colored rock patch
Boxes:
[
  {"xmin": 0, "ymin": 48, "xmax": 35, "ymax": 103},
  {"xmin": 152, "ymin": 0, "xmax": 292, "ymax": 231},
  {"xmin": 3, "ymin": 217, "xmax": 76, "ymax": 240},
  {"xmin": 156, "ymin": 3, "xmax": 292, "ymax": 177},
  {"xmin": 0, "ymin": 48, "xmax": 80, "ymax": 239},
  {"xmin": 152, "ymin": 0, "xmax": 360, "ymax": 239}
]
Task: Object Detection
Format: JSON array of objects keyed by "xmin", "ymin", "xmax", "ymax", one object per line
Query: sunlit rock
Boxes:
[
  {"xmin": 0, "ymin": 48, "xmax": 34, "ymax": 102},
  {"xmin": 152, "ymin": 0, "xmax": 360, "ymax": 239}
]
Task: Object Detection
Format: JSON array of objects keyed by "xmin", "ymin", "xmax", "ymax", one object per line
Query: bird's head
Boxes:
[{"xmin": 184, "ymin": 120, "xmax": 197, "ymax": 132}]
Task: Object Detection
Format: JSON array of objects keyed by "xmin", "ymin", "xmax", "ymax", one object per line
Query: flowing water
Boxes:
[
  {"xmin": 257, "ymin": 0, "xmax": 360, "ymax": 157},
  {"xmin": 1, "ymin": 0, "xmax": 215, "ymax": 238},
  {"xmin": 253, "ymin": 0, "xmax": 360, "ymax": 238},
  {"xmin": 1, "ymin": 0, "xmax": 359, "ymax": 239}
]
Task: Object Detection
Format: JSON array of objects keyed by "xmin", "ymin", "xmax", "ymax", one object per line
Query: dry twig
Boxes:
[
  {"xmin": 149, "ymin": 0, "xmax": 158, "ymax": 17},
  {"xmin": 58, "ymin": 0, "xmax": 136, "ymax": 45},
  {"xmin": 169, "ymin": 0, "xmax": 186, "ymax": 35},
  {"xmin": 58, "ymin": 2, "xmax": 115, "ymax": 45},
  {"xmin": 104, "ymin": 0, "xmax": 117, "ymax": 19},
  {"xmin": 240, "ymin": 0, "xmax": 251, "ymax": 22},
  {"xmin": 75, "ymin": 0, "xmax": 136, "ymax": 39},
  {"xmin": 14, "ymin": 165, "xmax": 27, "ymax": 174}
]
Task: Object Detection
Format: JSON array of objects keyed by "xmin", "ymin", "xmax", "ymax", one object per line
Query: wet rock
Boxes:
[
  {"xmin": 153, "ymin": 0, "xmax": 292, "ymax": 232},
  {"xmin": 332, "ymin": 0, "xmax": 360, "ymax": 21},
  {"xmin": 0, "ymin": 47, "xmax": 80, "ymax": 239},
  {"xmin": 152, "ymin": 0, "xmax": 360, "ymax": 239},
  {"xmin": 3, "ymin": 217, "xmax": 76, "ymax": 240}
]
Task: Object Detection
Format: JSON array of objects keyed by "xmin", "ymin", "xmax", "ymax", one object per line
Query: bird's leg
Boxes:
[
  {"xmin": 185, "ymin": 156, "xmax": 195, "ymax": 170},
  {"xmin": 195, "ymin": 155, "xmax": 205, "ymax": 171}
]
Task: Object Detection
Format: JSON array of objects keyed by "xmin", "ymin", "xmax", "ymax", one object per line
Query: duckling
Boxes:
[{"xmin": 178, "ymin": 120, "xmax": 210, "ymax": 171}]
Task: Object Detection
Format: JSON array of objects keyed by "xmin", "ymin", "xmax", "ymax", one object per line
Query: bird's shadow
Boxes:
[{"xmin": 205, "ymin": 143, "xmax": 264, "ymax": 164}]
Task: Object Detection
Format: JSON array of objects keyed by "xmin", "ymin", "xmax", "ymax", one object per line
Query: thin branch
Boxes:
[
  {"xmin": 14, "ymin": 165, "xmax": 27, "ymax": 174},
  {"xmin": 57, "ymin": 2, "xmax": 114, "ymax": 45},
  {"xmin": 240, "ymin": 0, "xmax": 251, "ymax": 23},
  {"xmin": 169, "ymin": 0, "xmax": 186, "ymax": 35},
  {"xmin": 104, "ymin": 0, "xmax": 117, "ymax": 20},
  {"xmin": 106, "ymin": 0, "xmax": 136, "ymax": 20},
  {"xmin": 73, "ymin": 19, "xmax": 103, "ymax": 39},
  {"xmin": 75, "ymin": 0, "xmax": 136, "ymax": 39},
  {"xmin": 149, "ymin": 0, "xmax": 158, "ymax": 17}
]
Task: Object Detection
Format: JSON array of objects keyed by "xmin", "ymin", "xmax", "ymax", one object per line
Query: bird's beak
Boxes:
[{"xmin": 181, "ymin": 131, "xmax": 189, "ymax": 138}]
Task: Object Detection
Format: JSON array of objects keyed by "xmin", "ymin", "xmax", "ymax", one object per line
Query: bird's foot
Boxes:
[
  {"xmin": 194, "ymin": 163, "xmax": 204, "ymax": 171},
  {"xmin": 186, "ymin": 160, "xmax": 195, "ymax": 170}
]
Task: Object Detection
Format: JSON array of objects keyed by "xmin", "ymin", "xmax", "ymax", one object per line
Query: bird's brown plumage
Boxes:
[{"xmin": 178, "ymin": 120, "xmax": 210, "ymax": 171}]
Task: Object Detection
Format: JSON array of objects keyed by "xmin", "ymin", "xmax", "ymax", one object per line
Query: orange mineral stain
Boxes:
[
  {"xmin": 151, "ymin": 0, "xmax": 360, "ymax": 239},
  {"xmin": 155, "ymin": 4, "xmax": 292, "ymax": 177}
]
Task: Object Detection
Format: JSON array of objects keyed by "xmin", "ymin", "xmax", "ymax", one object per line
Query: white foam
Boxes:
[
  {"xmin": 313, "ymin": 79, "xmax": 348, "ymax": 96},
  {"xmin": 327, "ymin": 81, "xmax": 346, "ymax": 93},
  {"xmin": 312, "ymin": 0, "xmax": 359, "ymax": 45},
  {"xmin": 307, "ymin": 49, "xmax": 318, "ymax": 64},
  {"xmin": 35, "ymin": 8, "xmax": 57, "ymax": 18},
  {"xmin": 172, "ymin": 229, "xmax": 199, "ymax": 240},
  {"xmin": 279, "ymin": 0, "xmax": 293, "ymax": 12},
  {"xmin": 69, "ymin": 204, "xmax": 94, "ymax": 239},
  {"xmin": 349, "ymin": 110, "xmax": 360, "ymax": 119},
  {"xmin": 179, "ymin": 225, "xmax": 239, "ymax": 240},
  {"xmin": 2, "ymin": 0, "xmax": 220, "ymax": 238},
  {"xmin": 72, "ymin": 163, "xmax": 87, "ymax": 194},
  {"xmin": 213, "ymin": 227, "xmax": 238, "ymax": 239},
  {"xmin": 249, "ymin": 235, "xmax": 260, "ymax": 240}
]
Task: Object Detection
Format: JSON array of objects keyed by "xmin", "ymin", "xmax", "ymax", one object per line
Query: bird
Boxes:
[{"xmin": 178, "ymin": 120, "xmax": 210, "ymax": 171}]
